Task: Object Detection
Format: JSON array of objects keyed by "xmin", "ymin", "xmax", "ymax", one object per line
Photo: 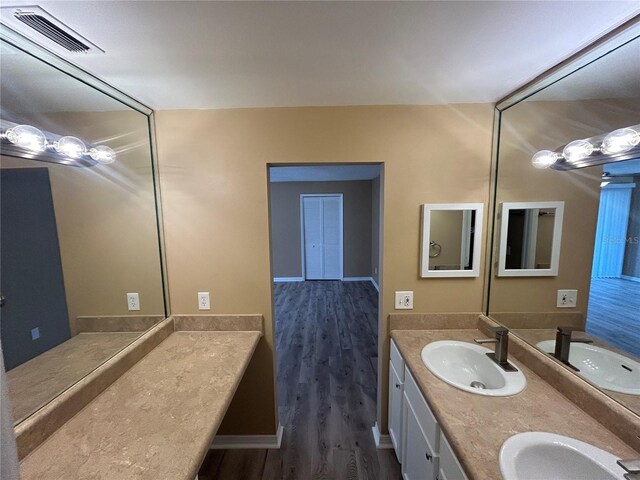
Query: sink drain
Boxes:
[{"xmin": 470, "ymin": 381, "xmax": 486, "ymax": 389}]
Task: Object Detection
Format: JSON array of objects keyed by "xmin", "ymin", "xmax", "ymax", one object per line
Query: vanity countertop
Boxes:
[
  {"xmin": 391, "ymin": 329, "xmax": 639, "ymax": 480},
  {"xmin": 19, "ymin": 330, "xmax": 261, "ymax": 480}
]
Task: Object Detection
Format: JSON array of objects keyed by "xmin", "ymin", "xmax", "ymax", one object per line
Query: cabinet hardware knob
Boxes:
[
  {"xmin": 395, "ymin": 383, "xmax": 400, "ymax": 389},
  {"xmin": 426, "ymin": 452, "xmax": 432, "ymax": 461}
]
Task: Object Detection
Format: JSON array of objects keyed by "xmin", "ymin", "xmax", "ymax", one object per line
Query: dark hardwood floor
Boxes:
[
  {"xmin": 199, "ymin": 281, "xmax": 401, "ymax": 480},
  {"xmin": 586, "ymin": 277, "xmax": 640, "ymax": 357}
]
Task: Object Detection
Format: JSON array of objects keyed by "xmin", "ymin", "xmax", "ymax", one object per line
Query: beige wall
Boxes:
[
  {"xmin": 489, "ymin": 98, "xmax": 640, "ymax": 315},
  {"xmin": 1, "ymin": 111, "xmax": 164, "ymax": 335},
  {"xmin": 269, "ymin": 180, "xmax": 374, "ymax": 278},
  {"xmin": 155, "ymin": 104, "xmax": 494, "ymax": 434}
]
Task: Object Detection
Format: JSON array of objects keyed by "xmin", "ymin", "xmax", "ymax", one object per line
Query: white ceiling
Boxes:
[
  {"xmin": 270, "ymin": 165, "xmax": 381, "ymax": 183},
  {"xmin": 1, "ymin": 1, "xmax": 639, "ymax": 110}
]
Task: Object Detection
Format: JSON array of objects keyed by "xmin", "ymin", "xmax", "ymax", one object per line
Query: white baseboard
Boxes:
[
  {"xmin": 371, "ymin": 422, "xmax": 393, "ymax": 449},
  {"xmin": 621, "ymin": 275, "xmax": 640, "ymax": 283},
  {"xmin": 210, "ymin": 423, "xmax": 284, "ymax": 450},
  {"xmin": 343, "ymin": 276, "xmax": 380, "ymax": 292},
  {"xmin": 273, "ymin": 277, "xmax": 304, "ymax": 283}
]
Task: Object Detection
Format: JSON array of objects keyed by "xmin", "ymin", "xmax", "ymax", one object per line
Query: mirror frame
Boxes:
[
  {"xmin": 420, "ymin": 202, "xmax": 483, "ymax": 278},
  {"xmin": 497, "ymin": 201, "xmax": 564, "ymax": 277}
]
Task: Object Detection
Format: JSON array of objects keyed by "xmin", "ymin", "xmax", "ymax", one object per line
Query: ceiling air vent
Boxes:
[{"xmin": 0, "ymin": 6, "xmax": 104, "ymax": 54}]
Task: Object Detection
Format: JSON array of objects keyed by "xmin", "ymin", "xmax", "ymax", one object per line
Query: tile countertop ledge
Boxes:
[
  {"xmin": 19, "ymin": 330, "xmax": 262, "ymax": 480},
  {"xmin": 391, "ymin": 329, "xmax": 639, "ymax": 480}
]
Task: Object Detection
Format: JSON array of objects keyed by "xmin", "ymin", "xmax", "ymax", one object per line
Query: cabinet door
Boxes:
[
  {"xmin": 403, "ymin": 394, "xmax": 437, "ymax": 480},
  {"xmin": 388, "ymin": 361, "xmax": 404, "ymax": 463}
]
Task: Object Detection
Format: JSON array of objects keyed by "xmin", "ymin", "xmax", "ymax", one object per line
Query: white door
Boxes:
[{"xmin": 302, "ymin": 195, "xmax": 343, "ymax": 280}]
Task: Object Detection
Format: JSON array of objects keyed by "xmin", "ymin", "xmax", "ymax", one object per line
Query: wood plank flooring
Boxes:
[
  {"xmin": 586, "ymin": 278, "xmax": 640, "ymax": 357},
  {"xmin": 199, "ymin": 281, "xmax": 401, "ymax": 480}
]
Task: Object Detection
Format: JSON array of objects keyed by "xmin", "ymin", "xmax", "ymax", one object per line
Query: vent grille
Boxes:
[
  {"xmin": 14, "ymin": 12, "xmax": 90, "ymax": 52},
  {"xmin": 0, "ymin": 6, "xmax": 104, "ymax": 54}
]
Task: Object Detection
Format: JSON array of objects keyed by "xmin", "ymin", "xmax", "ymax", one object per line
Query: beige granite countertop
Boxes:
[
  {"xmin": 19, "ymin": 330, "xmax": 261, "ymax": 480},
  {"xmin": 391, "ymin": 329, "xmax": 639, "ymax": 480}
]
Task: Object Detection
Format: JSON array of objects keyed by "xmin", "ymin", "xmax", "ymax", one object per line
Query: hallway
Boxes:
[{"xmin": 199, "ymin": 281, "xmax": 401, "ymax": 479}]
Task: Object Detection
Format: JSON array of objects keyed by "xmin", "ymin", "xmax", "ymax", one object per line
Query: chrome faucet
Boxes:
[
  {"xmin": 618, "ymin": 458, "xmax": 640, "ymax": 480},
  {"xmin": 475, "ymin": 326, "xmax": 517, "ymax": 372},
  {"xmin": 553, "ymin": 326, "xmax": 594, "ymax": 371}
]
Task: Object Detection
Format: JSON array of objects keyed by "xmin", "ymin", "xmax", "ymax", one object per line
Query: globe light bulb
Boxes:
[
  {"xmin": 601, "ymin": 127, "xmax": 640, "ymax": 155},
  {"xmin": 562, "ymin": 139, "xmax": 594, "ymax": 163},
  {"xmin": 4, "ymin": 124, "xmax": 47, "ymax": 152},
  {"xmin": 531, "ymin": 150, "xmax": 558, "ymax": 169},
  {"xmin": 53, "ymin": 136, "xmax": 86, "ymax": 159},
  {"xmin": 89, "ymin": 145, "xmax": 116, "ymax": 164}
]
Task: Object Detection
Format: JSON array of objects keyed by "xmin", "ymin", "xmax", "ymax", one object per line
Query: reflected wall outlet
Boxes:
[
  {"xmin": 127, "ymin": 292, "xmax": 140, "ymax": 311},
  {"xmin": 395, "ymin": 291, "xmax": 413, "ymax": 310},
  {"xmin": 198, "ymin": 292, "xmax": 210, "ymax": 310},
  {"xmin": 557, "ymin": 289, "xmax": 577, "ymax": 308},
  {"xmin": 31, "ymin": 327, "xmax": 40, "ymax": 340}
]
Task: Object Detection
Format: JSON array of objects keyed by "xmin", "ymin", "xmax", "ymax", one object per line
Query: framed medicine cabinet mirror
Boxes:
[
  {"xmin": 497, "ymin": 201, "xmax": 564, "ymax": 276},
  {"xmin": 420, "ymin": 203, "xmax": 483, "ymax": 278}
]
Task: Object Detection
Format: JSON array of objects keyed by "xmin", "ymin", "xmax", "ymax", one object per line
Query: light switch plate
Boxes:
[
  {"xmin": 557, "ymin": 289, "xmax": 577, "ymax": 308},
  {"xmin": 395, "ymin": 291, "xmax": 413, "ymax": 310},
  {"xmin": 198, "ymin": 291, "xmax": 210, "ymax": 310},
  {"xmin": 127, "ymin": 292, "xmax": 140, "ymax": 311}
]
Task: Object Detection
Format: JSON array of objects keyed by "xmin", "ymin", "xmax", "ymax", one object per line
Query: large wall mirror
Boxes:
[
  {"xmin": 0, "ymin": 27, "xmax": 167, "ymax": 425},
  {"xmin": 487, "ymin": 21, "xmax": 640, "ymax": 415}
]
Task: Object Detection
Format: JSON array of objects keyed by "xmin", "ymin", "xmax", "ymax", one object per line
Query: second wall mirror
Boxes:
[
  {"xmin": 420, "ymin": 203, "xmax": 483, "ymax": 278},
  {"xmin": 498, "ymin": 201, "xmax": 564, "ymax": 277}
]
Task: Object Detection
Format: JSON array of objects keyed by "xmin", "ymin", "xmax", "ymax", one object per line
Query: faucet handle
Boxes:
[
  {"xmin": 556, "ymin": 326, "xmax": 583, "ymax": 335},
  {"xmin": 618, "ymin": 458, "xmax": 640, "ymax": 474}
]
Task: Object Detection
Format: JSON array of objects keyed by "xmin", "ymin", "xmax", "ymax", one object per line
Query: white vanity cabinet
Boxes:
[
  {"xmin": 389, "ymin": 340, "xmax": 468, "ymax": 480},
  {"xmin": 389, "ymin": 340, "xmax": 405, "ymax": 462}
]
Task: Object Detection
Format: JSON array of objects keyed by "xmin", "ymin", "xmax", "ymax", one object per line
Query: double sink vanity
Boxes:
[{"xmin": 387, "ymin": 314, "xmax": 639, "ymax": 480}]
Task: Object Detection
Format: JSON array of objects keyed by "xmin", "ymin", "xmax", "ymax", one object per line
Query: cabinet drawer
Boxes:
[
  {"xmin": 404, "ymin": 367, "xmax": 439, "ymax": 455},
  {"xmin": 390, "ymin": 339, "xmax": 405, "ymax": 381},
  {"xmin": 439, "ymin": 432, "xmax": 468, "ymax": 480}
]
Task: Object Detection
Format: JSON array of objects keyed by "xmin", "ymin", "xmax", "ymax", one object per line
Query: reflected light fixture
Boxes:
[
  {"xmin": 4, "ymin": 124, "xmax": 47, "ymax": 152},
  {"xmin": 1, "ymin": 120, "xmax": 116, "ymax": 167},
  {"xmin": 89, "ymin": 145, "xmax": 116, "ymax": 164},
  {"xmin": 531, "ymin": 124, "xmax": 640, "ymax": 170},
  {"xmin": 53, "ymin": 135, "xmax": 86, "ymax": 159}
]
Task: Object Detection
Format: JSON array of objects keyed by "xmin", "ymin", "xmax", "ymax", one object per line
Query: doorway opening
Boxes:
[
  {"xmin": 586, "ymin": 160, "xmax": 640, "ymax": 357},
  {"xmin": 265, "ymin": 164, "xmax": 398, "ymax": 477}
]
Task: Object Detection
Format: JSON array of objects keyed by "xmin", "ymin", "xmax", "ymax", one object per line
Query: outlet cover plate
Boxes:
[
  {"xmin": 557, "ymin": 289, "xmax": 577, "ymax": 308},
  {"xmin": 198, "ymin": 291, "xmax": 210, "ymax": 310},
  {"xmin": 31, "ymin": 327, "xmax": 40, "ymax": 340},
  {"xmin": 127, "ymin": 292, "xmax": 140, "ymax": 311},
  {"xmin": 395, "ymin": 291, "xmax": 414, "ymax": 310}
]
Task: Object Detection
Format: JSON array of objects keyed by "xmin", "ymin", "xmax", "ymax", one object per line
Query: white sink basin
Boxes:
[
  {"xmin": 500, "ymin": 432, "xmax": 627, "ymax": 480},
  {"xmin": 537, "ymin": 340, "xmax": 640, "ymax": 395},
  {"xmin": 420, "ymin": 340, "xmax": 526, "ymax": 396}
]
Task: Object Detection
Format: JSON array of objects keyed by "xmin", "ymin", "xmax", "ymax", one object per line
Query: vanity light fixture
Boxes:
[
  {"xmin": 0, "ymin": 120, "xmax": 116, "ymax": 167},
  {"xmin": 531, "ymin": 124, "xmax": 640, "ymax": 170}
]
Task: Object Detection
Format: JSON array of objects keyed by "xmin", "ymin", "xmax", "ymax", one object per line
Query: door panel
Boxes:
[
  {"xmin": 302, "ymin": 195, "xmax": 342, "ymax": 280},
  {"xmin": 303, "ymin": 197, "xmax": 323, "ymax": 279}
]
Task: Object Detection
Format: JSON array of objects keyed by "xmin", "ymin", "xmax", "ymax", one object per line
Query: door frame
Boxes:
[{"xmin": 300, "ymin": 193, "xmax": 344, "ymax": 280}]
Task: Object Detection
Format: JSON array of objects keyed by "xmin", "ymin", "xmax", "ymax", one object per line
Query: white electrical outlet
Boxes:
[
  {"xmin": 557, "ymin": 289, "xmax": 577, "ymax": 308},
  {"xmin": 198, "ymin": 292, "xmax": 210, "ymax": 310},
  {"xmin": 395, "ymin": 291, "xmax": 414, "ymax": 310},
  {"xmin": 127, "ymin": 292, "xmax": 140, "ymax": 311},
  {"xmin": 31, "ymin": 327, "xmax": 40, "ymax": 340}
]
